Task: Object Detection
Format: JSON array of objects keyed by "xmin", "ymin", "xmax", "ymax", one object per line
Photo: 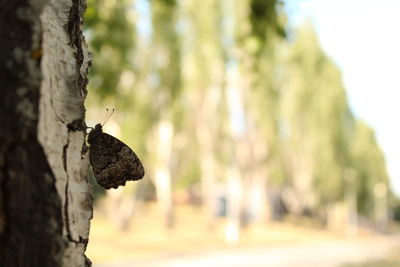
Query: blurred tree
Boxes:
[
  {"xmin": 180, "ymin": 0, "xmax": 226, "ymax": 229},
  {"xmin": 281, "ymin": 24, "xmax": 354, "ymax": 216},
  {"xmin": 243, "ymin": 0, "xmax": 287, "ymax": 224},
  {"xmin": 221, "ymin": 0, "xmax": 284, "ymax": 240},
  {"xmin": 148, "ymin": 0, "xmax": 181, "ymax": 229},
  {"xmin": 85, "ymin": 0, "xmax": 136, "ymax": 100},
  {"xmin": 280, "ymin": 23, "xmax": 392, "ymax": 231},
  {"xmin": 351, "ymin": 120, "xmax": 390, "ymax": 225}
]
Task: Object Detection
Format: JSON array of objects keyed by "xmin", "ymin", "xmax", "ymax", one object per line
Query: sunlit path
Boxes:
[{"xmin": 95, "ymin": 234, "xmax": 400, "ymax": 267}]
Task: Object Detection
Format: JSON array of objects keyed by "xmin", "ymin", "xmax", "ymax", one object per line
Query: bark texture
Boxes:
[{"xmin": 0, "ymin": 0, "xmax": 92, "ymax": 266}]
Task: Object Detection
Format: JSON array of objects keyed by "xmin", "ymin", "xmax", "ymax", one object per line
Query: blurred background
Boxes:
[{"xmin": 84, "ymin": 0, "xmax": 400, "ymax": 266}]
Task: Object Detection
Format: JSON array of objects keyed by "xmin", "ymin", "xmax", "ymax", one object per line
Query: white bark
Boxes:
[
  {"xmin": 38, "ymin": 0, "xmax": 92, "ymax": 265},
  {"xmin": 153, "ymin": 120, "xmax": 174, "ymax": 228},
  {"xmin": 224, "ymin": 63, "xmax": 246, "ymax": 244}
]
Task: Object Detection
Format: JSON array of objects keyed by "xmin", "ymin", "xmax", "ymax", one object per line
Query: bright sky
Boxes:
[{"xmin": 284, "ymin": 0, "xmax": 400, "ymax": 195}]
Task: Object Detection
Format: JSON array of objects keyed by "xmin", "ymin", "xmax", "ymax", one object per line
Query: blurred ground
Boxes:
[{"xmin": 87, "ymin": 203, "xmax": 400, "ymax": 267}]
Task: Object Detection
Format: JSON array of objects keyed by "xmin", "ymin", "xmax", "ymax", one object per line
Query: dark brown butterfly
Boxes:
[{"xmin": 88, "ymin": 123, "xmax": 145, "ymax": 189}]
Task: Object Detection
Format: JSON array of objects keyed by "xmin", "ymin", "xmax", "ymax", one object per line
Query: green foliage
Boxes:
[
  {"xmin": 391, "ymin": 198, "xmax": 400, "ymax": 221},
  {"xmin": 279, "ymin": 24, "xmax": 391, "ymax": 219},
  {"xmin": 249, "ymin": 0, "xmax": 286, "ymax": 42},
  {"xmin": 150, "ymin": 0, "xmax": 181, "ymax": 117},
  {"xmin": 85, "ymin": 0, "xmax": 135, "ymax": 99},
  {"xmin": 282, "ymin": 24, "xmax": 354, "ymax": 206},
  {"xmin": 351, "ymin": 120, "xmax": 389, "ymax": 216}
]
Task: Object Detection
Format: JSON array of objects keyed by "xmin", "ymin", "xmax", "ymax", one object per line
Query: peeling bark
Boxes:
[{"xmin": 0, "ymin": 0, "xmax": 92, "ymax": 266}]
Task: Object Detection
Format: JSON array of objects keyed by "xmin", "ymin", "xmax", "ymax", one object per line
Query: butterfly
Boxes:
[{"xmin": 88, "ymin": 110, "xmax": 144, "ymax": 189}]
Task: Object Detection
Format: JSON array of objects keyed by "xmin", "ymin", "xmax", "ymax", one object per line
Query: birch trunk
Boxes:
[
  {"xmin": 0, "ymin": 0, "xmax": 92, "ymax": 266},
  {"xmin": 153, "ymin": 120, "xmax": 174, "ymax": 228},
  {"xmin": 223, "ymin": 63, "xmax": 245, "ymax": 244}
]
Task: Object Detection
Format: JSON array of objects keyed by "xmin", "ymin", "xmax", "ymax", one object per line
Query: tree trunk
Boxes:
[
  {"xmin": 247, "ymin": 123, "xmax": 271, "ymax": 224},
  {"xmin": 196, "ymin": 87, "xmax": 220, "ymax": 229},
  {"xmin": 153, "ymin": 120, "xmax": 174, "ymax": 229},
  {"xmin": 223, "ymin": 62, "xmax": 246, "ymax": 244},
  {"xmin": 225, "ymin": 165, "xmax": 242, "ymax": 245},
  {"xmin": 374, "ymin": 182, "xmax": 388, "ymax": 230},
  {"xmin": 344, "ymin": 168, "xmax": 358, "ymax": 236},
  {"xmin": 0, "ymin": 0, "xmax": 92, "ymax": 266}
]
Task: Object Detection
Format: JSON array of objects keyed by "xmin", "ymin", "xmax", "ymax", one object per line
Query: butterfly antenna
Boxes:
[{"xmin": 102, "ymin": 108, "xmax": 115, "ymax": 126}]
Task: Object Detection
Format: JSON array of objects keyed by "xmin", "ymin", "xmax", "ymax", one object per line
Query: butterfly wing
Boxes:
[{"xmin": 89, "ymin": 132, "xmax": 145, "ymax": 189}]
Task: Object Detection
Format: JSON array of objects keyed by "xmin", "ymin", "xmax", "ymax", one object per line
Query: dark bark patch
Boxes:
[{"xmin": 0, "ymin": 0, "xmax": 65, "ymax": 266}]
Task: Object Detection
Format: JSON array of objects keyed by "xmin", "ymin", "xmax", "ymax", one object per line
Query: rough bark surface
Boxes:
[
  {"xmin": 0, "ymin": 0, "xmax": 92, "ymax": 266},
  {"xmin": 39, "ymin": 0, "xmax": 92, "ymax": 265}
]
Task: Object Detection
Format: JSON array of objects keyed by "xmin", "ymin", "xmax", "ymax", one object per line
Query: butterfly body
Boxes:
[{"xmin": 88, "ymin": 124, "xmax": 144, "ymax": 189}]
